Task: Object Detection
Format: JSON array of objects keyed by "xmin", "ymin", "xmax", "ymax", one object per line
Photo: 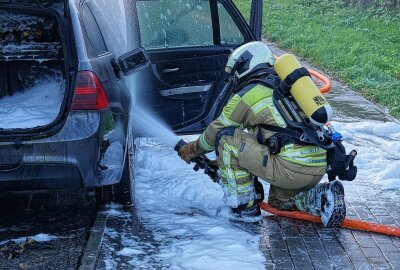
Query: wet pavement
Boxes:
[{"xmin": 0, "ymin": 190, "xmax": 96, "ymax": 270}]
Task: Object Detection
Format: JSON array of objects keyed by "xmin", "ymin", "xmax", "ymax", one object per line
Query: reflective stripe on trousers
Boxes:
[{"xmin": 218, "ymin": 143, "xmax": 255, "ymax": 208}]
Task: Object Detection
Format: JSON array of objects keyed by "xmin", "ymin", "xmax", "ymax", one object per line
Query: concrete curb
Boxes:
[{"xmin": 78, "ymin": 206, "xmax": 108, "ymax": 270}]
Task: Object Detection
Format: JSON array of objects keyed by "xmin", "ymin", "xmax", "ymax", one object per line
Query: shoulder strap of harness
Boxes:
[
  {"xmin": 258, "ymin": 124, "xmax": 303, "ymax": 141},
  {"xmin": 258, "ymin": 124, "xmax": 331, "ymax": 149},
  {"xmin": 279, "ymin": 67, "xmax": 310, "ymax": 97},
  {"xmin": 246, "ymin": 74, "xmax": 281, "ymax": 91}
]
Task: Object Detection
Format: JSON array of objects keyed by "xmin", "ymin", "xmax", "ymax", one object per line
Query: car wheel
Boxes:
[
  {"xmin": 95, "ymin": 185, "xmax": 112, "ymax": 206},
  {"xmin": 114, "ymin": 137, "xmax": 135, "ymax": 206}
]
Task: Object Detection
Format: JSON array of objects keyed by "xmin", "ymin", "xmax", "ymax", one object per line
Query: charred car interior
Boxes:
[{"xmin": 0, "ymin": 10, "xmax": 66, "ymax": 129}]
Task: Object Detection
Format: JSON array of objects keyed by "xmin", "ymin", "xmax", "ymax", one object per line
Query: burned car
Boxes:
[{"xmin": 0, "ymin": 0, "xmax": 263, "ymax": 204}]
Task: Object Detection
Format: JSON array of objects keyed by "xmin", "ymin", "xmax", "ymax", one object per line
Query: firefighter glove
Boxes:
[
  {"xmin": 327, "ymin": 141, "xmax": 357, "ymax": 181},
  {"xmin": 178, "ymin": 140, "xmax": 205, "ymax": 164},
  {"xmin": 208, "ymin": 159, "xmax": 219, "ymax": 170}
]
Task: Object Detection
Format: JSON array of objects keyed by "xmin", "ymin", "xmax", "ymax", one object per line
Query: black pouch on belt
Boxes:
[{"xmin": 266, "ymin": 135, "xmax": 282, "ymax": 155}]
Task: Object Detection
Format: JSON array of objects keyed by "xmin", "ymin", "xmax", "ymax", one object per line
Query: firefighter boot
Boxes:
[
  {"xmin": 291, "ymin": 180, "xmax": 346, "ymax": 228},
  {"xmin": 231, "ymin": 201, "xmax": 262, "ymax": 223}
]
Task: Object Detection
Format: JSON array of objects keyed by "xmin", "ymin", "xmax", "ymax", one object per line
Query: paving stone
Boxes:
[
  {"xmin": 378, "ymin": 243, "xmax": 399, "ymax": 253},
  {"xmin": 264, "ymin": 260, "xmax": 276, "ymax": 270},
  {"xmin": 270, "ymin": 248, "xmax": 292, "ymax": 261},
  {"xmin": 273, "ymin": 259, "xmax": 294, "ymax": 270},
  {"xmin": 303, "ymin": 239, "xmax": 324, "ymax": 251},
  {"xmin": 291, "ymin": 255, "xmax": 313, "ymax": 269},
  {"xmin": 367, "ymin": 256, "xmax": 391, "ymax": 268},
  {"xmin": 269, "ymin": 240, "xmax": 288, "ymax": 250},
  {"xmin": 348, "ymin": 257, "xmax": 373, "ymax": 269},
  {"xmin": 370, "ymin": 209, "xmax": 389, "ymax": 217},
  {"xmin": 371, "ymin": 234, "xmax": 395, "ymax": 244},
  {"xmin": 321, "ymin": 239, "xmax": 345, "ymax": 254},
  {"xmin": 329, "ymin": 255, "xmax": 354, "ymax": 269},
  {"xmin": 282, "ymin": 228, "xmax": 301, "ymax": 238},
  {"xmin": 353, "ymin": 232, "xmax": 378, "ymax": 248},
  {"xmin": 383, "ymin": 251, "xmax": 400, "ymax": 263},
  {"xmin": 308, "ymin": 250, "xmax": 331, "ymax": 268},
  {"xmin": 362, "ymin": 247, "xmax": 385, "ymax": 258},
  {"xmin": 350, "ymin": 260, "xmax": 373, "ymax": 270}
]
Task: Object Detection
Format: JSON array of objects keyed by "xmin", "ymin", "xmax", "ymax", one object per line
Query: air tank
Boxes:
[{"xmin": 274, "ymin": 54, "xmax": 333, "ymax": 126}]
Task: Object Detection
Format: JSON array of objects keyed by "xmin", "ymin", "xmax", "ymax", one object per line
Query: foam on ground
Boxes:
[
  {"xmin": 332, "ymin": 121, "xmax": 400, "ymax": 190},
  {"xmin": 132, "ymin": 137, "xmax": 266, "ymax": 269}
]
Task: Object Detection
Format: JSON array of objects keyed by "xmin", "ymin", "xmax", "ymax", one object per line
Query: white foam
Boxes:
[
  {"xmin": 30, "ymin": 233, "xmax": 58, "ymax": 242},
  {"xmin": 0, "ymin": 77, "xmax": 64, "ymax": 129},
  {"xmin": 333, "ymin": 120, "xmax": 400, "ymax": 190},
  {"xmin": 133, "ymin": 136, "xmax": 266, "ymax": 269},
  {"xmin": 0, "ymin": 233, "xmax": 58, "ymax": 246},
  {"xmin": 117, "ymin": 247, "xmax": 144, "ymax": 256}
]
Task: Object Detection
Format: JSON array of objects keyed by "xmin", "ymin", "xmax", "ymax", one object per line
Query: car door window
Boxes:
[
  {"xmin": 136, "ymin": 0, "xmax": 213, "ymax": 49},
  {"xmin": 218, "ymin": 2, "xmax": 244, "ymax": 45}
]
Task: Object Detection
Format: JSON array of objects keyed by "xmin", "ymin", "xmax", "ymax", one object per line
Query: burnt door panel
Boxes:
[
  {"xmin": 144, "ymin": 46, "xmax": 231, "ymax": 128},
  {"xmin": 132, "ymin": 0, "xmax": 252, "ymax": 132}
]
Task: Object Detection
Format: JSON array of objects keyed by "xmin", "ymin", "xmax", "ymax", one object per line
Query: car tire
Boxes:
[
  {"xmin": 114, "ymin": 139, "xmax": 135, "ymax": 206},
  {"xmin": 95, "ymin": 137, "xmax": 135, "ymax": 206},
  {"xmin": 95, "ymin": 185, "xmax": 112, "ymax": 206}
]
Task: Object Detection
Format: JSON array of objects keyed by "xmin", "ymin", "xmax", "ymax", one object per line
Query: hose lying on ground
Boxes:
[{"xmin": 260, "ymin": 202, "xmax": 400, "ymax": 237}]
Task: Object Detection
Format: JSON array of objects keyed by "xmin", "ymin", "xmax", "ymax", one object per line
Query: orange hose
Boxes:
[
  {"xmin": 308, "ymin": 68, "xmax": 332, "ymax": 94},
  {"xmin": 260, "ymin": 202, "xmax": 400, "ymax": 237},
  {"xmin": 274, "ymin": 55, "xmax": 332, "ymax": 94}
]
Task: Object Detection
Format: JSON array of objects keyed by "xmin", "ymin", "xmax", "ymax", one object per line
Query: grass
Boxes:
[{"xmin": 233, "ymin": 0, "xmax": 400, "ymax": 117}]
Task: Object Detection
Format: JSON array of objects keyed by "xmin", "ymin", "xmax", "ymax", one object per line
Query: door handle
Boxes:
[{"xmin": 162, "ymin": 68, "xmax": 180, "ymax": 74}]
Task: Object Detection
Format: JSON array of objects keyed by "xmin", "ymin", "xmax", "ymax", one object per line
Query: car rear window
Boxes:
[{"xmin": 136, "ymin": 0, "xmax": 214, "ymax": 49}]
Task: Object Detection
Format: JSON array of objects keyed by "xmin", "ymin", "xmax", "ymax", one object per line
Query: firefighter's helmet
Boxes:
[{"xmin": 225, "ymin": 41, "xmax": 275, "ymax": 79}]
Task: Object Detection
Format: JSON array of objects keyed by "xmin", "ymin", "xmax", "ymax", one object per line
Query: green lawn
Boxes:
[{"xmin": 234, "ymin": 0, "xmax": 400, "ymax": 117}]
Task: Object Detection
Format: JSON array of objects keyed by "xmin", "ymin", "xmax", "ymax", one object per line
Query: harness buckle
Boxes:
[{"xmin": 299, "ymin": 133, "xmax": 308, "ymax": 142}]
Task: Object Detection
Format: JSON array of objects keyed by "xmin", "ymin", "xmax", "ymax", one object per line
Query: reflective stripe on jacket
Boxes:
[{"xmin": 198, "ymin": 84, "xmax": 327, "ymax": 167}]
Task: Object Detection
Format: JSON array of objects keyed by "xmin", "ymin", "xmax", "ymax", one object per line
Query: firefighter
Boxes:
[{"xmin": 178, "ymin": 42, "xmax": 356, "ymax": 227}]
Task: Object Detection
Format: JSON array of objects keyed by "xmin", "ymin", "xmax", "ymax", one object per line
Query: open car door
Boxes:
[{"xmin": 120, "ymin": 0, "xmax": 263, "ymax": 134}]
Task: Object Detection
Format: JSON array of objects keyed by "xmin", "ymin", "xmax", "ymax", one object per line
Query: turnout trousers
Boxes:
[{"xmin": 216, "ymin": 128, "xmax": 326, "ymax": 209}]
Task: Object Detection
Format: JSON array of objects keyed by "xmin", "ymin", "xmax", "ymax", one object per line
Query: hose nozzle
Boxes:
[
  {"xmin": 174, "ymin": 139, "xmax": 220, "ymax": 183},
  {"xmin": 174, "ymin": 139, "xmax": 187, "ymax": 152}
]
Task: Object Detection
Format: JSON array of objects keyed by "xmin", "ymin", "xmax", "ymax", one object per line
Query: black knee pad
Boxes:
[{"xmin": 215, "ymin": 127, "xmax": 237, "ymax": 156}]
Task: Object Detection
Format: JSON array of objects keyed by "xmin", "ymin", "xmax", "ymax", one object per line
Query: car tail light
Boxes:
[{"xmin": 71, "ymin": 71, "xmax": 109, "ymax": 110}]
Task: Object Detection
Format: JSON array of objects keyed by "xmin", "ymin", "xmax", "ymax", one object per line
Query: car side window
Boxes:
[
  {"xmin": 136, "ymin": 0, "xmax": 213, "ymax": 49},
  {"xmin": 218, "ymin": 2, "xmax": 244, "ymax": 45},
  {"xmin": 81, "ymin": 4, "xmax": 108, "ymax": 55}
]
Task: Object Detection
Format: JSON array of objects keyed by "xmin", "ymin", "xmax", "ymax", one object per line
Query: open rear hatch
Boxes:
[{"xmin": 0, "ymin": 0, "xmax": 73, "ymax": 138}]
